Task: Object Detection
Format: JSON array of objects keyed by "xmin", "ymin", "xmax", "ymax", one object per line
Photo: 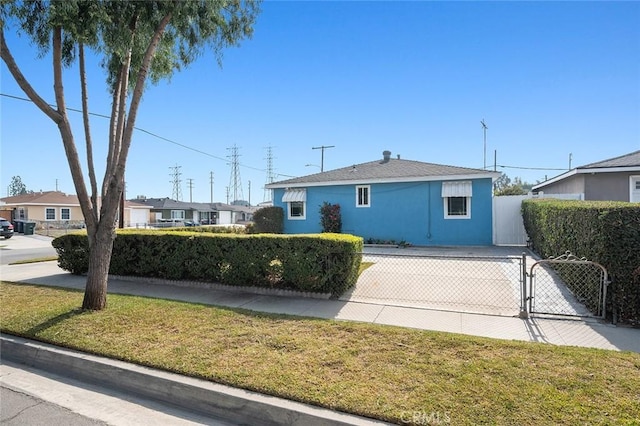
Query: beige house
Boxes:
[{"xmin": 0, "ymin": 191, "xmax": 151, "ymax": 228}]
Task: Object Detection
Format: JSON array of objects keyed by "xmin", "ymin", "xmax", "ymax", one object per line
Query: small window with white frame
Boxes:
[
  {"xmin": 289, "ymin": 201, "xmax": 305, "ymax": 219},
  {"xmin": 444, "ymin": 196, "xmax": 471, "ymax": 219},
  {"xmin": 442, "ymin": 181, "xmax": 472, "ymax": 219},
  {"xmin": 282, "ymin": 188, "xmax": 307, "ymax": 220},
  {"xmin": 61, "ymin": 208, "xmax": 70, "ymax": 220},
  {"xmin": 356, "ymin": 185, "xmax": 370, "ymax": 207},
  {"xmin": 45, "ymin": 208, "xmax": 56, "ymax": 220}
]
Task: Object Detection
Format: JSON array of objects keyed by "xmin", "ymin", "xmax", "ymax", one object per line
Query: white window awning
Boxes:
[
  {"xmin": 442, "ymin": 181, "xmax": 472, "ymax": 197},
  {"xmin": 282, "ymin": 188, "xmax": 306, "ymax": 202}
]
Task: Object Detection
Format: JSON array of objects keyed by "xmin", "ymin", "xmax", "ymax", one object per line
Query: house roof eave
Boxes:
[
  {"xmin": 533, "ymin": 165, "xmax": 640, "ymax": 191},
  {"xmin": 266, "ymin": 172, "xmax": 500, "ymax": 189}
]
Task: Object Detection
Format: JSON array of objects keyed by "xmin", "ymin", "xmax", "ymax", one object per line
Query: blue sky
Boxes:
[{"xmin": 1, "ymin": 1, "xmax": 639, "ymax": 204}]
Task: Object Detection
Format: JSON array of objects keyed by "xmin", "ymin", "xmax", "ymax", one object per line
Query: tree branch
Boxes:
[
  {"xmin": 0, "ymin": 28, "xmax": 62, "ymax": 123},
  {"xmin": 79, "ymin": 43, "xmax": 99, "ymax": 216}
]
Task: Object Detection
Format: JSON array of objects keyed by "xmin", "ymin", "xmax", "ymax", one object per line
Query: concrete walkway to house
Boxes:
[{"xmin": 1, "ymin": 258, "xmax": 639, "ymax": 353}]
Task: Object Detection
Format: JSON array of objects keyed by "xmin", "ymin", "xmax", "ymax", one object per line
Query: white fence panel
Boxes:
[{"xmin": 493, "ymin": 195, "xmax": 530, "ymax": 246}]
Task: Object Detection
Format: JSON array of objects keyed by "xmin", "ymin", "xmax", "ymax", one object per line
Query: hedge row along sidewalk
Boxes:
[
  {"xmin": 2, "ymin": 282, "xmax": 639, "ymax": 425},
  {"xmin": 52, "ymin": 231, "xmax": 363, "ymax": 297}
]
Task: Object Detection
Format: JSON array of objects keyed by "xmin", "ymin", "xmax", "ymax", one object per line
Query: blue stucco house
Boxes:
[{"xmin": 266, "ymin": 151, "xmax": 500, "ymax": 246}]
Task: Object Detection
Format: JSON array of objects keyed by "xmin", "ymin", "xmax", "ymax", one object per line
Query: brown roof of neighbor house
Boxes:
[
  {"xmin": 1, "ymin": 191, "xmax": 150, "ymax": 210},
  {"xmin": 0, "ymin": 191, "xmax": 80, "ymax": 206},
  {"xmin": 580, "ymin": 150, "xmax": 640, "ymax": 169},
  {"xmin": 266, "ymin": 150, "xmax": 499, "ymax": 188}
]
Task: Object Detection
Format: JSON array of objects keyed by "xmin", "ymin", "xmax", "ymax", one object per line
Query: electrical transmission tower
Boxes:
[
  {"xmin": 263, "ymin": 145, "xmax": 276, "ymax": 202},
  {"xmin": 169, "ymin": 164, "xmax": 182, "ymax": 201},
  {"xmin": 227, "ymin": 144, "xmax": 243, "ymax": 204}
]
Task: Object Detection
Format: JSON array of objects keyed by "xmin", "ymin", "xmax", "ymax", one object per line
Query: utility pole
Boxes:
[
  {"xmin": 494, "ymin": 150, "xmax": 497, "ymax": 172},
  {"xmin": 248, "ymin": 180, "xmax": 251, "ymax": 206},
  {"xmin": 312, "ymin": 145, "xmax": 335, "ymax": 172},
  {"xmin": 481, "ymin": 120, "xmax": 488, "ymax": 170},
  {"xmin": 569, "ymin": 153, "xmax": 573, "ymax": 170},
  {"xmin": 209, "ymin": 171, "xmax": 214, "ymax": 203},
  {"xmin": 187, "ymin": 178, "xmax": 194, "ymax": 202},
  {"xmin": 225, "ymin": 186, "xmax": 230, "ymax": 204}
]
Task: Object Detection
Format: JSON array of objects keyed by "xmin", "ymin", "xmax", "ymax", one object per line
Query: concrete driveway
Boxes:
[
  {"xmin": 341, "ymin": 246, "xmax": 530, "ymax": 316},
  {"xmin": 0, "ymin": 234, "xmax": 56, "ymax": 265}
]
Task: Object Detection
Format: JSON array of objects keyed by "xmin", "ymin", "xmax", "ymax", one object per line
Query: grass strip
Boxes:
[{"xmin": 1, "ymin": 282, "xmax": 639, "ymax": 424}]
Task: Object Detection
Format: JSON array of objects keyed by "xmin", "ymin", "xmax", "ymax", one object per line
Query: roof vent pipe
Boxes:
[{"xmin": 382, "ymin": 150, "xmax": 391, "ymax": 163}]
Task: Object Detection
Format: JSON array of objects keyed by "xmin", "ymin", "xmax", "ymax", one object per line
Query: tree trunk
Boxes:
[{"xmin": 82, "ymin": 223, "xmax": 115, "ymax": 310}]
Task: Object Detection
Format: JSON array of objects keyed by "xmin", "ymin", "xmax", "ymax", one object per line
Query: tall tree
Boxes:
[
  {"xmin": 7, "ymin": 175, "xmax": 28, "ymax": 196},
  {"xmin": 1, "ymin": 0, "xmax": 260, "ymax": 310}
]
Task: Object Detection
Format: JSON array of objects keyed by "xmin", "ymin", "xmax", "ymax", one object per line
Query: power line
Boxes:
[
  {"xmin": 496, "ymin": 164, "xmax": 568, "ymax": 171},
  {"xmin": 0, "ymin": 93, "xmax": 296, "ymax": 178}
]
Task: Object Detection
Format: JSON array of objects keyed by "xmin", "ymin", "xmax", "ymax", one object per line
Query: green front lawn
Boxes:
[{"xmin": 1, "ymin": 282, "xmax": 639, "ymax": 424}]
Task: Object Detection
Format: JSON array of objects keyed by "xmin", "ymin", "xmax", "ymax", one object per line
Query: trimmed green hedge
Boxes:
[
  {"xmin": 52, "ymin": 230, "xmax": 363, "ymax": 297},
  {"xmin": 522, "ymin": 199, "xmax": 640, "ymax": 325}
]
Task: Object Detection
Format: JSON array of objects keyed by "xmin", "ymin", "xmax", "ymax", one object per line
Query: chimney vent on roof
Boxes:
[
  {"xmin": 382, "ymin": 150, "xmax": 391, "ymax": 163},
  {"xmin": 397, "ymin": 154, "xmax": 400, "ymax": 159}
]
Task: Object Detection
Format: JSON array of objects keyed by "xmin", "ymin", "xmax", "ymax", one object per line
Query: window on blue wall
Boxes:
[
  {"xmin": 444, "ymin": 196, "xmax": 471, "ymax": 219},
  {"xmin": 442, "ymin": 181, "xmax": 472, "ymax": 219},
  {"xmin": 289, "ymin": 202, "xmax": 305, "ymax": 220},
  {"xmin": 356, "ymin": 185, "xmax": 370, "ymax": 207}
]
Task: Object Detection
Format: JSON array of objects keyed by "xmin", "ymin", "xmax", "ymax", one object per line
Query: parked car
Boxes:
[
  {"xmin": 0, "ymin": 217, "xmax": 14, "ymax": 239},
  {"xmin": 184, "ymin": 220, "xmax": 200, "ymax": 227}
]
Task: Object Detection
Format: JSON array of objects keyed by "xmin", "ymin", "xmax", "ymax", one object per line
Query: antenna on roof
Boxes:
[
  {"xmin": 312, "ymin": 145, "xmax": 335, "ymax": 172},
  {"xmin": 481, "ymin": 119, "xmax": 488, "ymax": 170}
]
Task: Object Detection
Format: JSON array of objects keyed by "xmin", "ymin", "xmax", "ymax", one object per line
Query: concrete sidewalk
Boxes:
[{"xmin": 1, "ymin": 261, "xmax": 639, "ymax": 353}]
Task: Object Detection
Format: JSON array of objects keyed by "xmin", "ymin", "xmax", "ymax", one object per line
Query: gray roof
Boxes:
[
  {"xmin": 129, "ymin": 198, "xmax": 255, "ymax": 212},
  {"xmin": 268, "ymin": 157, "xmax": 498, "ymax": 188},
  {"xmin": 579, "ymin": 150, "xmax": 640, "ymax": 169}
]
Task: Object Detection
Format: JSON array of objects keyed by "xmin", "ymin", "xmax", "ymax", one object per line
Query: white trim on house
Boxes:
[
  {"xmin": 267, "ymin": 173, "xmax": 499, "ymax": 189},
  {"xmin": 533, "ymin": 166, "xmax": 640, "ymax": 191}
]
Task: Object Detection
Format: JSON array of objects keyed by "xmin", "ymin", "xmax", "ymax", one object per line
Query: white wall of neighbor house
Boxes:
[
  {"xmin": 217, "ymin": 211, "xmax": 232, "ymax": 225},
  {"xmin": 129, "ymin": 208, "xmax": 149, "ymax": 227}
]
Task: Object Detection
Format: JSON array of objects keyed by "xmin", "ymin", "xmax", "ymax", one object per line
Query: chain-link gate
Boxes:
[{"xmin": 528, "ymin": 252, "xmax": 608, "ymax": 318}]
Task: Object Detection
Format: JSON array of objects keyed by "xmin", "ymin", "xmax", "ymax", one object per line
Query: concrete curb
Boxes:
[{"xmin": 1, "ymin": 334, "xmax": 388, "ymax": 426}]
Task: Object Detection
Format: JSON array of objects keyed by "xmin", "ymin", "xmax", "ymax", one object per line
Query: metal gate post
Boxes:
[{"xmin": 519, "ymin": 252, "xmax": 529, "ymax": 319}]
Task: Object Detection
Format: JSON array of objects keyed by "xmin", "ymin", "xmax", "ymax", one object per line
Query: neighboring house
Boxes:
[
  {"xmin": 0, "ymin": 191, "xmax": 152, "ymax": 228},
  {"xmin": 266, "ymin": 150, "xmax": 500, "ymax": 246},
  {"xmin": 532, "ymin": 150, "xmax": 640, "ymax": 202},
  {"xmin": 0, "ymin": 191, "xmax": 84, "ymax": 227},
  {"xmin": 132, "ymin": 197, "xmax": 255, "ymax": 225}
]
